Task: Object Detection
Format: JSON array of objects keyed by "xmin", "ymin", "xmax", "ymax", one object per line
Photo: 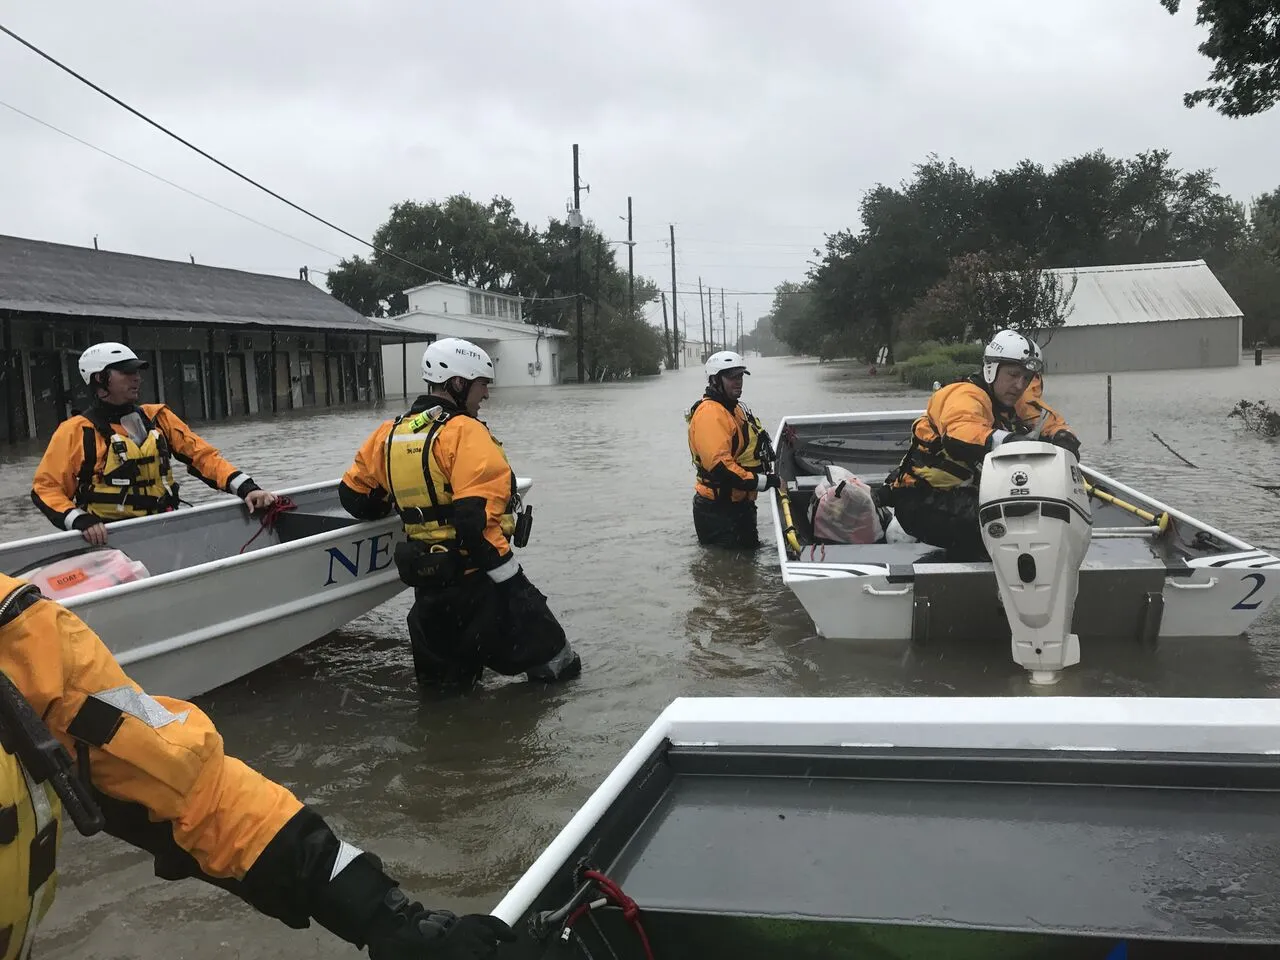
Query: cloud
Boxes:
[{"xmin": 1, "ymin": 0, "xmax": 1274, "ymax": 330}]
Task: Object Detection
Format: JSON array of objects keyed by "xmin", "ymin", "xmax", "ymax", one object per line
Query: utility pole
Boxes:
[
  {"xmin": 572, "ymin": 144, "xmax": 584, "ymax": 384},
  {"xmin": 660, "ymin": 292, "xmax": 672, "ymax": 368},
  {"xmin": 592, "ymin": 233, "xmax": 602, "ymax": 381},
  {"xmin": 668, "ymin": 224, "xmax": 679, "ymax": 369},
  {"xmin": 698, "ymin": 276, "xmax": 708, "ymax": 363},
  {"xmin": 626, "ymin": 196, "xmax": 635, "ymax": 324},
  {"xmin": 720, "ymin": 288, "xmax": 727, "ymax": 355},
  {"xmin": 707, "ymin": 286, "xmax": 715, "ymax": 351}
]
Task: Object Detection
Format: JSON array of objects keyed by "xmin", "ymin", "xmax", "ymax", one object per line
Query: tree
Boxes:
[
  {"xmin": 1161, "ymin": 0, "xmax": 1280, "ymax": 117},
  {"xmin": 327, "ymin": 195, "xmax": 538, "ymax": 317},
  {"xmin": 326, "ymin": 195, "xmax": 665, "ymax": 379},
  {"xmin": 763, "ymin": 281, "xmax": 821, "ymax": 354},
  {"xmin": 899, "ymin": 251, "xmax": 1077, "ymax": 346},
  {"xmin": 799, "ymin": 149, "xmax": 1249, "ymax": 358},
  {"xmin": 741, "ymin": 314, "xmax": 788, "ymax": 357}
]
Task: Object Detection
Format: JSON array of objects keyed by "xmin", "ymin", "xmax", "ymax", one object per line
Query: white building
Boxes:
[
  {"xmin": 1037, "ymin": 260, "xmax": 1242, "ymax": 374},
  {"xmin": 379, "ymin": 282, "xmax": 568, "ymax": 396},
  {"xmin": 681, "ymin": 338, "xmax": 710, "ymax": 369}
]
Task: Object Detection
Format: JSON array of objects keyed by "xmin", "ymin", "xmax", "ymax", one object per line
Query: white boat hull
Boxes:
[
  {"xmin": 771, "ymin": 411, "xmax": 1280, "ymax": 644},
  {"xmin": 0, "ymin": 477, "xmax": 533, "ymax": 699}
]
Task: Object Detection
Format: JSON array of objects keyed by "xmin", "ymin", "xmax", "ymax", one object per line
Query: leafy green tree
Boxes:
[
  {"xmin": 1161, "ymin": 0, "xmax": 1280, "ymax": 117},
  {"xmin": 326, "ymin": 196, "xmax": 663, "ymax": 379}
]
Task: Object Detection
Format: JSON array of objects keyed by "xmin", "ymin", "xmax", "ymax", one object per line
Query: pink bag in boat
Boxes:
[
  {"xmin": 23, "ymin": 549, "xmax": 151, "ymax": 599},
  {"xmin": 808, "ymin": 466, "xmax": 883, "ymax": 545}
]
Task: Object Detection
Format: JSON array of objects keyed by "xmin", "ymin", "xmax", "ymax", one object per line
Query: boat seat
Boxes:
[{"xmin": 272, "ymin": 510, "xmax": 357, "ymax": 543}]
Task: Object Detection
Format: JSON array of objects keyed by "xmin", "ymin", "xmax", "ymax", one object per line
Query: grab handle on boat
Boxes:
[
  {"xmin": 862, "ymin": 583, "xmax": 911, "ymax": 597},
  {"xmin": 1168, "ymin": 577, "xmax": 1218, "ymax": 590}
]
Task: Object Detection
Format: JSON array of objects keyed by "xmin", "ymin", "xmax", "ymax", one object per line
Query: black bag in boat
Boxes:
[{"xmin": 393, "ymin": 540, "xmax": 461, "ymax": 590}]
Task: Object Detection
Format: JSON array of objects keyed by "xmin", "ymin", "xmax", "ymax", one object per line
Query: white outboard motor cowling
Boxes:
[{"xmin": 978, "ymin": 440, "xmax": 1092, "ymax": 685}]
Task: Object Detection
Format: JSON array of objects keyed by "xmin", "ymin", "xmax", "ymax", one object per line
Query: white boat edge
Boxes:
[
  {"xmin": 491, "ymin": 693, "xmax": 1280, "ymax": 925},
  {"xmin": 3, "ymin": 476, "xmax": 534, "ymax": 610}
]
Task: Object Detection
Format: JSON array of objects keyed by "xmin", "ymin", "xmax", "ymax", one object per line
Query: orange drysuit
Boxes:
[
  {"xmin": 30, "ymin": 403, "xmax": 261, "ymax": 532},
  {"xmin": 890, "ymin": 374, "xmax": 1078, "ymax": 492},
  {"xmin": 687, "ymin": 392, "xmax": 769, "ymax": 504},
  {"xmin": 0, "ymin": 572, "xmax": 426, "ymax": 955},
  {"xmin": 340, "ymin": 395, "xmax": 518, "ymax": 574}
]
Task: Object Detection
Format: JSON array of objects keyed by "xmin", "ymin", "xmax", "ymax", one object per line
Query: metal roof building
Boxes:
[
  {"xmin": 0, "ymin": 234, "xmax": 400, "ymax": 441},
  {"xmin": 1037, "ymin": 260, "xmax": 1243, "ymax": 374}
]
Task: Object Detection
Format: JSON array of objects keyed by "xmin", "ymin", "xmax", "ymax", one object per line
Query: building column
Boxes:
[
  {"xmin": 270, "ymin": 330, "xmax": 278, "ymax": 413},
  {"xmin": 2, "ymin": 312, "xmax": 13, "ymax": 444}
]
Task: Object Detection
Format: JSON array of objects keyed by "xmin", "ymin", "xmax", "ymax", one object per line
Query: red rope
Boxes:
[
  {"xmin": 572, "ymin": 869, "xmax": 656, "ymax": 960},
  {"xmin": 238, "ymin": 496, "xmax": 297, "ymax": 554}
]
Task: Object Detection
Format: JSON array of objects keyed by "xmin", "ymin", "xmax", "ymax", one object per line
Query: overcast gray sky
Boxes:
[{"xmin": 2, "ymin": 1, "xmax": 1276, "ymax": 333}]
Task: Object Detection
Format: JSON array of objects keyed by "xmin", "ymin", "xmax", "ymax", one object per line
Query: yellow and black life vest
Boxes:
[
  {"xmin": 685, "ymin": 397, "xmax": 767, "ymax": 493},
  {"xmin": 75, "ymin": 408, "xmax": 178, "ymax": 521},
  {"xmin": 0, "ymin": 744, "xmax": 61, "ymax": 960},
  {"xmin": 385, "ymin": 406, "xmax": 516, "ymax": 547},
  {"xmin": 0, "ymin": 579, "xmax": 64, "ymax": 960},
  {"xmin": 889, "ymin": 376, "xmax": 1021, "ymax": 492}
]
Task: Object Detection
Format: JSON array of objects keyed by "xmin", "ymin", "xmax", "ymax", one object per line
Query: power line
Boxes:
[
  {"xmin": 0, "ymin": 22, "xmax": 575, "ymax": 303},
  {"xmin": 0, "ymin": 98, "xmax": 346, "ymax": 261}
]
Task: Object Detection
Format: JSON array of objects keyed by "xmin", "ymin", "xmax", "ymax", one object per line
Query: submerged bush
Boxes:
[
  {"xmin": 891, "ymin": 342, "xmax": 983, "ymax": 390},
  {"xmin": 1229, "ymin": 399, "xmax": 1280, "ymax": 437}
]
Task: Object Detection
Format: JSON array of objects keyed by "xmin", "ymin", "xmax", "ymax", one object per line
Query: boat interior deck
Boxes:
[
  {"xmin": 775, "ymin": 418, "xmax": 1237, "ymax": 569},
  {"xmin": 0, "ymin": 484, "xmax": 366, "ymax": 582},
  {"xmin": 510, "ymin": 740, "xmax": 1280, "ymax": 957}
]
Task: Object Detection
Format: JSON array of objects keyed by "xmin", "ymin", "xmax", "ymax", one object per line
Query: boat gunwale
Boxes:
[
  {"xmin": 492, "ymin": 695, "xmax": 1280, "ymax": 927},
  {"xmin": 2, "ymin": 476, "xmax": 533, "ymax": 608}
]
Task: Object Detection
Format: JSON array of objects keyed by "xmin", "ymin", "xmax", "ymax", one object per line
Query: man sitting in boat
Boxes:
[
  {"xmin": 30, "ymin": 342, "xmax": 278, "ymax": 545},
  {"xmin": 686, "ymin": 350, "xmax": 780, "ymax": 549},
  {"xmin": 339, "ymin": 337, "xmax": 581, "ymax": 691},
  {"xmin": 883, "ymin": 329, "xmax": 1082, "ymax": 559},
  {"xmin": 0, "ymin": 572, "xmax": 514, "ymax": 959}
]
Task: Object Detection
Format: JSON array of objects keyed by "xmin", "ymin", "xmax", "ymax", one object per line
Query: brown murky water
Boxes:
[{"xmin": 2, "ymin": 354, "xmax": 1279, "ymax": 958}]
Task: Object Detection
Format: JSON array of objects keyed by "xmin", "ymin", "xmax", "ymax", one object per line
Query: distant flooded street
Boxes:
[{"xmin": 2, "ymin": 354, "xmax": 1279, "ymax": 958}]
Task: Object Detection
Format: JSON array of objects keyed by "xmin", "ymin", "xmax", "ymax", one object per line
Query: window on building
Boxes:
[
  {"xmin": 484, "ymin": 295, "xmax": 497, "ymax": 316},
  {"xmin": 551, "ymin": 352, "xmax": 558, "ymax": 380},
  {"xmin": 511, "ymin": 302, "xmax": 521, "ymax": 322},
  {"xmin": 469, "ymin": 292, "xmax": 483, "ymax": 315},
  {"xmin": 497, "ymin": 299, "xmax": 509, "ymax": 319}
]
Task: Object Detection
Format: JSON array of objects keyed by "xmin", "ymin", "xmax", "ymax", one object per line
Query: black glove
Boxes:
[
  {"xmin": 367, "ymin": 889, "xmax": 515, "ymax": 959},
  {"xmin": 1049, "ymin": 430, "xmax": 1081, "ymax": 458},
  {"xmin": 759, "ymin": 473, "xmax": 781, "ymax": 490}
]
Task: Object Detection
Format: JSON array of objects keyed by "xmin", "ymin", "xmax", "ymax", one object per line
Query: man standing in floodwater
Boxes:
[
  {"xmin": 339, "ymin": 337, "xmax": 580, "ymax": 691},
  {"xmin": 686, "ymin": 350, "xmax": 780, "ymax": 549}
]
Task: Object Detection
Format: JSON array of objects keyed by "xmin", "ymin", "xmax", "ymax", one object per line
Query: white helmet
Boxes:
[
  {"xmin": 981, "ymin": 329, "xmax": 1043, "ymax": 385},
  {"xmin": 78, "ymin": 341, "xmax": 148, "ymax": 384},
  {"xmin": 421, "ymin": 337, "xmax": 494, "ymax": 384},
  {"xmin": 705, "ymin": 350, "xmax": 749, "ymax": 378}
]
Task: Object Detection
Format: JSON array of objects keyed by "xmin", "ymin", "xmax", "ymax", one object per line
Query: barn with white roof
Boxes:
[{"xmin": 1035, "ymin": 260, "xmax": 1242, "ymax": 374}]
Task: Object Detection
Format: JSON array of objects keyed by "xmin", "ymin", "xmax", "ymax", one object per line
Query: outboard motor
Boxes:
[{"xmin": 978, "ymin": 441, "xmax": 1092, "ymax": 685}]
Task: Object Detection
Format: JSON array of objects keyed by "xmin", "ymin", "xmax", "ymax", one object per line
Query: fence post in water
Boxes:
[
  {"xmin": 1256, "ymin": 345, "xmax": 1264, "ymax": 366},
  {"xmin": 1106, "ymin": 375, "xmax": 1113, "ymax": 442}
]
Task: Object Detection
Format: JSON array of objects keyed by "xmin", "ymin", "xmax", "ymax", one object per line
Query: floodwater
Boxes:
[{"xmin": 1, "ymin": 354, "xmax": 1278, "ymax": 958}]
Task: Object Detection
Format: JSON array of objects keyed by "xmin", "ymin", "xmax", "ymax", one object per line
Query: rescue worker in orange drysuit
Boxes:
[
  {"xmin": 883, "ymin": 330, "xmax": 1082, "ymax": 560},
  {"xmin": 0, "ymin": 572, "xmax": 514, "ymax": 959},
  {"xmin": 339, "ymin": 338, "xmax": 580, "ymax": 691},
  {"xmin": 30, "ymin": 341, "xmax": 278, "ymax": 546},
  {"xmin": 686, "ymin": 351, "xmax": 779, "ymax": 550}
]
